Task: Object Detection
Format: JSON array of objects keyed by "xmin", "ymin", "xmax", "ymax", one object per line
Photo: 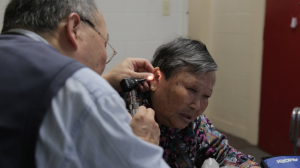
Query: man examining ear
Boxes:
[{"xmin": 0, "ymin": 0, "xmax": 168, "ymax": 168}]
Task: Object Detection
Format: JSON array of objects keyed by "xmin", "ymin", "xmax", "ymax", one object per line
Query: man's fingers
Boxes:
[
  {"xmin": 138, "ymin": 84, "xmax": 145, "ymax": 92},
  {"xmin": 131, "ymin": 58, "xmax": 154, "ymax": 73},
  {"xmin": 142, "ymin": 81, "xmax": 150, "ymax": 91},
  {"xmin": 135, "ymin": 106, "xmax": 146, "ymax": 117},
  {"xmin": 135, "ymin": 106, "xmax": 155, "ymax": 119},
  {"xmin": 130, "ymin": 105, "xmax": 160, "ymax": 146},
  {"xmin": 138, "ymin": 81, "xmax": 150, "ymax": 92},
  {"xmin": 135, "ymin": 67, "xmax": 148, "ymax": 73},
  {"xmin": 145, "ymin": 108, "xmax": 155, "ymax": 117}
]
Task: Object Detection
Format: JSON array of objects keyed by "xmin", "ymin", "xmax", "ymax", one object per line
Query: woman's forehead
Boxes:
[
  {"xmin": 170, "ymin": 70, "xmax": 201, "ymax": 79},
  {"xmin": 169, "ymin": 71, "xmax": 215, "ymax": 84}
]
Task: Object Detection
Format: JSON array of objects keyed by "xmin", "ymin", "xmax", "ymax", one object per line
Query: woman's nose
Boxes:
[{"xmin": 189, "ymin": 98, "xmax": 201, "ymax": 110}]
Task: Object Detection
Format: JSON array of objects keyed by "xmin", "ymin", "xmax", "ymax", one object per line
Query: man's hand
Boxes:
[
  {"xmin": 102, "ymin": 58, "xmax": 154, "ymax": 92},
  {"xmin": 130, "ymin": 106, "xmax": 160, "ymax": 145}
]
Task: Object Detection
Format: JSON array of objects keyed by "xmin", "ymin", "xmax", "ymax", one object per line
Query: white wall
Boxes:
[
  {"xmin": 0, "ymin": 0, "xmax": 9, "ymax": 29},
  {"xmin": 99, "ymin": 0, "xmax": 189, "ymax": 73},
  {"xmin": 0, "ymin": 0, "xmax": 189, "ymax": 73},
  {"xmin": 189, "ymin": 0, "xmax": 265, "ymax": 145}
]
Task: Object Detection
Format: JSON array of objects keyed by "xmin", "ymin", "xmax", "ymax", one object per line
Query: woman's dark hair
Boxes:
[{"xmin": 152, "ymin": 37, "xmax": 218, "ymax": 80}]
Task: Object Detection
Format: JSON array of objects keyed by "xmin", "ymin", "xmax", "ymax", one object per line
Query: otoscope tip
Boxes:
[{"xmin": 147, "ymin": 74, "xmax": 154, "ymax": 81}]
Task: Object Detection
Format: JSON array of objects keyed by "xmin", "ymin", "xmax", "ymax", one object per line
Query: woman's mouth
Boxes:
[{"xmin": 179, "ymin": 113, "xmax": 193, "ymax": 123}]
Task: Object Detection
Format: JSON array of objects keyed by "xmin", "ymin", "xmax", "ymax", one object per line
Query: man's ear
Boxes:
[
  {"xmin": 66, "ymin": 13, "xmax": 81, "ymax": 49},
  {"xmin": 150, "ymin": 67, "xmax": 163, "ymax": 92}
]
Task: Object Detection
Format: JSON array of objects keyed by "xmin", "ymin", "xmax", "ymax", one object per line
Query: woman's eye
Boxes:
[
  {"xmin": 203, "ymin": 95, "xmax": 211, "ymax": 99},
  {"xmin": 188, "ymin": 88, "xmax": 197, "ymax": 93}
]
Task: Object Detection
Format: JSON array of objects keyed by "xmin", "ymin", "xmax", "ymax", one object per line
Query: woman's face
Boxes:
[{"xmin": 151, "ymin": 70, "xmax": 215, "ymax": 129}]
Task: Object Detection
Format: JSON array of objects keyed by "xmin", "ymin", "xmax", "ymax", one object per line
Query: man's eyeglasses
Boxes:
[{"xmin": 80, "ymin": 18, "xmax": 117, "ymax": 64}]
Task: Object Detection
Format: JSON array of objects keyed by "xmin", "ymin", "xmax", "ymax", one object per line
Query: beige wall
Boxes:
[{"xmin": 189, "ymin": 0, "xmax": 266, "ymax": 145}]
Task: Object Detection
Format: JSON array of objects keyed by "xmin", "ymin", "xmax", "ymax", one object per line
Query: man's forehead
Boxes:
[
  {"xmin": 95, "ymin": 9, "xmax": 108, "ymax": 39},
  {"xmin": 96, "ymin": 9, "xmax": 105, "ymax": 26}
]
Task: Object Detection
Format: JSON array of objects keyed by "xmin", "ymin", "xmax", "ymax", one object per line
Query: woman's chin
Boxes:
[
  {"xmin": 177, "ymin": 125, "xmax": 187, "ymax": 129},
  {"xmin": 172, "ymin": 123, "xmax": 189, "ymax": 129},
  {"xmin": 162, "ymin": 122, "xmax": 187, "ymax": 129},
  {"xmin": 159, "ymin": 118, "xmax": 190, "ymax": 129}
]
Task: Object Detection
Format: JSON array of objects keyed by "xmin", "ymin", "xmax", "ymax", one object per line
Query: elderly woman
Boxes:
[{"xmin": 123, "ymin": 37, "xmax": 259, "ymax": 168}]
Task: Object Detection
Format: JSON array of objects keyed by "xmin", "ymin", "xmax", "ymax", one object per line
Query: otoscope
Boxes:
[{"xmin": 120, "ymin": 77, "xmax": 147, "ymax": 117}]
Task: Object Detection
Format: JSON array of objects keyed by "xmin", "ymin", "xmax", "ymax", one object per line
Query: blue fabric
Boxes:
[{"xmin": 264, "ymin": 156, "xmax": 300, "ymax": 168}]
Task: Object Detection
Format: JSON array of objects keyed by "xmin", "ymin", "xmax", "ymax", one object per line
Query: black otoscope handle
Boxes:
[
  {"xmin": 120, "ymin": 77, "xmax": 147, "ymax": 117},
  {"xmin": 120, "ymin": 77, "xmax": 146, "ymax": 92}
]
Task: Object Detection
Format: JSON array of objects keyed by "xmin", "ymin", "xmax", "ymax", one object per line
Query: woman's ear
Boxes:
[{"xmin": 150, "ymin": 67, "xmax": 163, "ymax": 92}]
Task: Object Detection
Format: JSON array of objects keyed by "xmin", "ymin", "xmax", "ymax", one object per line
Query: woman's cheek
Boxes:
[
  {"xmin": 177, "ymin": 90, "xmax": 190, "ymax": 105},
  {"xmin": 200, "ymin": 100, "xmax": 209, "ymax": 112}
]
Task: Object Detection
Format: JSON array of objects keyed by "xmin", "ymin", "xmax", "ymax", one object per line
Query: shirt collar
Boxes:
[{"xmin": 8, "ymin": 29, "xmax": 49, "ymax": 44}]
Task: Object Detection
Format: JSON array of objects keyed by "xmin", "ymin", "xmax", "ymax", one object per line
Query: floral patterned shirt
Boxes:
[{"xmin": 122, "ymin": 91, "xmax": 259, "ymax": 168}]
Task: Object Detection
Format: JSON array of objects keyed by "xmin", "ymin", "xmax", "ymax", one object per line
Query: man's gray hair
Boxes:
[
  {"xmin": 1, "ymin": 0, "xmax": 98, "ymax": 33},
  {"xmin": 151, "ymin": 37, "xmax": 218, "ymax": 80}
]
